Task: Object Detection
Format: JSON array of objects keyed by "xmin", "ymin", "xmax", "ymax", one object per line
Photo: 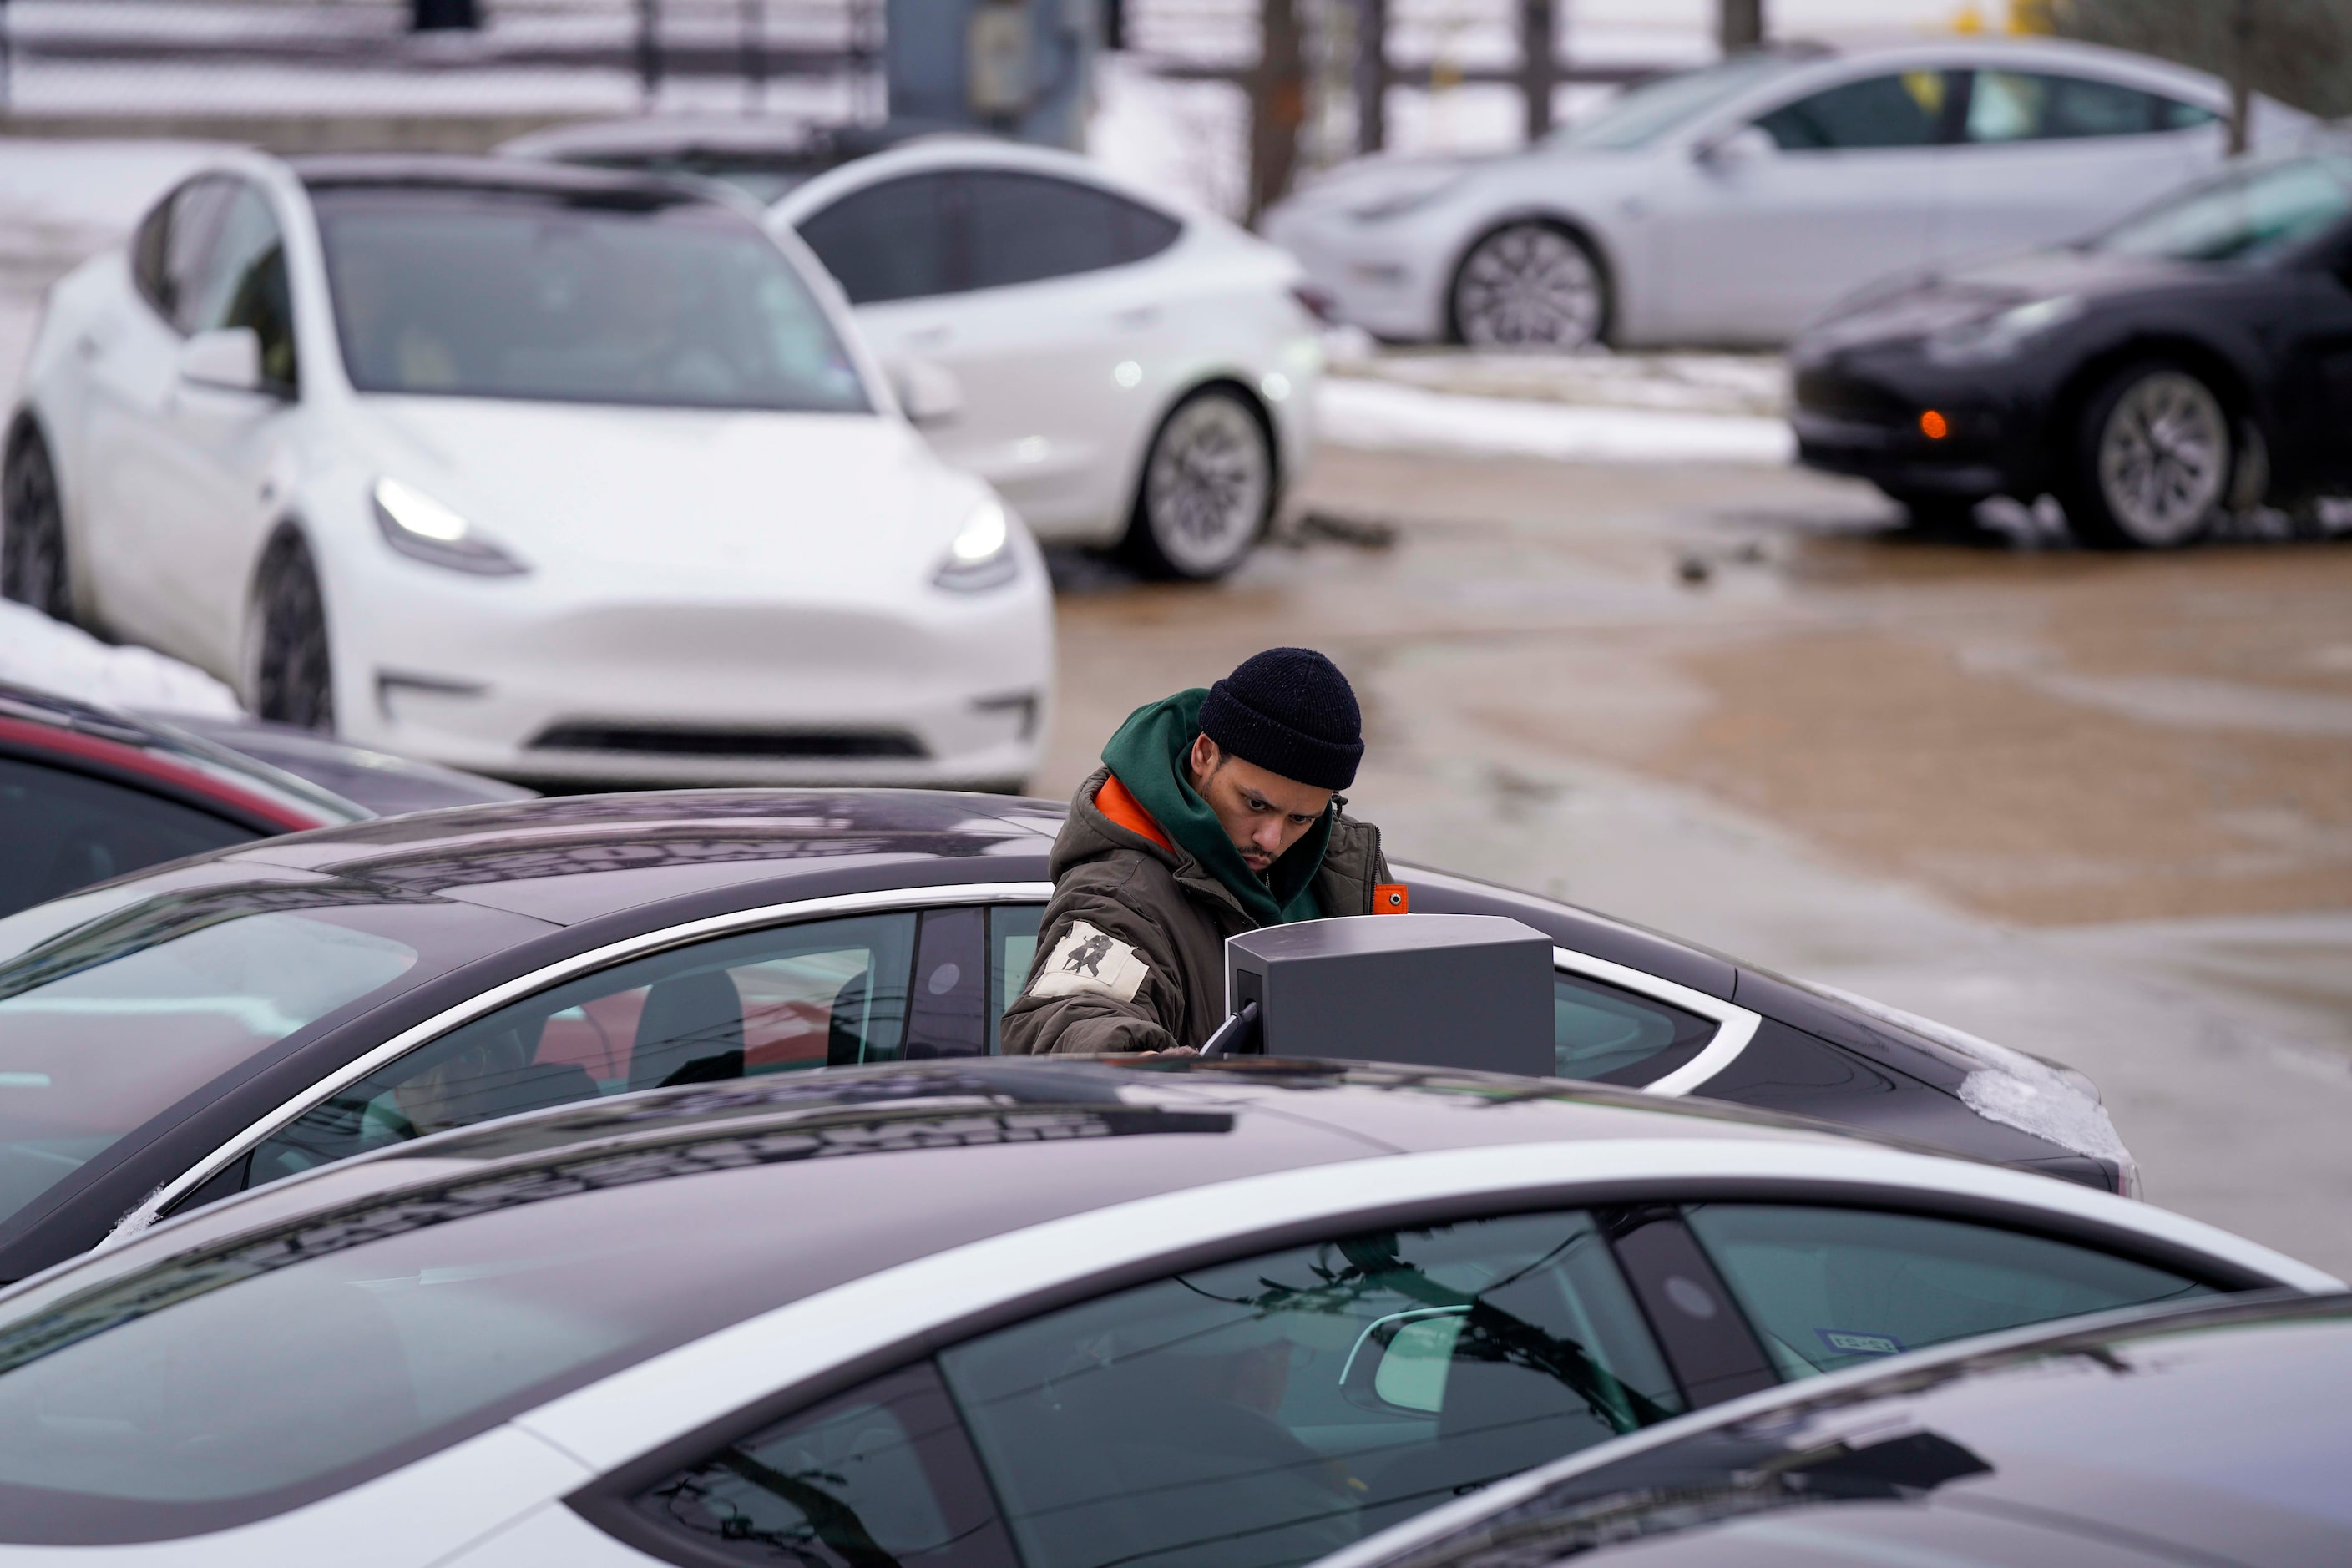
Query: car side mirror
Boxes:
[
  {"xmin": 177, "ymin": 327, "xmax": 266, "ymax": 395},
  {"xmin": 890, "ymin": 357, "xmax": 964, "ymax": 428},
  {"xmin": 1338, "ymin": 1307, "xmax": 1469, "ymax": 1414},
  {"xmin": 1696, "ymin": 125, "xmax": 1776, "ymax": 169}
]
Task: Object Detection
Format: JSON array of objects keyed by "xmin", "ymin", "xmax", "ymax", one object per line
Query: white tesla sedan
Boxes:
[
  {"xmin": 0, "ymin": 1060, "xmax": 2329, "ymax": 1563},
  {"xmin": 1263, "ymin": 38, "xmax": 2307, "ymax": 351},
  {"xmin": 772, "ymin": 139, "xmax": 1327, "ymax": 579},
  {"xmin": 3, "ymin": 154, "xmax": 1052, "ymax": 790}
]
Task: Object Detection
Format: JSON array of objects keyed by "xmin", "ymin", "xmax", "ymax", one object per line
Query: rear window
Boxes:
[{"xmin": 0, "ymin": 1102, "xmax": 1217, "ymax": 1544}]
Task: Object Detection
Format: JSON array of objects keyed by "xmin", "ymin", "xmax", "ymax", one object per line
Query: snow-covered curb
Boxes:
[
  {"xmin": 0, "ymin": 600, "xmax": 241, "ymax": 716},
  {"xmin": 1315, "ymin": 377, "xmax": 1793, "ymax": 466}
]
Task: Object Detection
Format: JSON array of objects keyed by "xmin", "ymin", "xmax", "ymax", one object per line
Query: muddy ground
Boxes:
[{"xmin": 1042, "ymin": 448, "xmax": 2352, "ymax": 1272}]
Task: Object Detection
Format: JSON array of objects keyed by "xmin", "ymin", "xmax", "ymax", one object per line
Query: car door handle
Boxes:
[
  {"xmin": 903, "ymin": 325, "xmax": 953, "ymax": 349},
  {"xmin": 1114, "ymin": 306, "xmax": 1161, "ymax": 329}
]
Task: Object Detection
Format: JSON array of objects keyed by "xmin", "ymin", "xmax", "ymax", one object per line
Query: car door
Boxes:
[
  {"xmin": 191, "ymin": 902, "xmax": 993, "ymax": 1203},
  {"xmin": 143, "ymin": 178, "xmax": 306, "ymax": 673},
  {"xmin": 2269, "ymin": 230, "xmax": 2352, "ymax": 492},
  {"xmin": 1935, "ymin": 68, "xmax": 2223, "ymax": 265},
  {"xmin": 77, "ymin": 176, "xmax": 231, "ymax": 645},
  {"xmin": 562, "ymin": 1199, "xmax": 2223, "ymax": 1568},
  {"xmin": 1657, "ymin": 69, "xmax": 1958, "ymax": 343}
]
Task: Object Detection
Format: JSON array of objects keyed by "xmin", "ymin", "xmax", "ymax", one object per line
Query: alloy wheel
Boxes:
[
  {"xmin": 1451, "ymin": 224, "xmax": 1605, "ymax": 350},
  {"xmin": 254, "ymin": 538, "xmax": 336, "ymax": 731},
  {"xmin": 1, "ymin": 431, "xmax": 71, "ymax": 620},
  {"xmin": 1133, "ymin": 391, "xmax": 1272, "ymax": 579},
  {"xmin": 2094, "ymin": 370, "xmax": 2228, "ymax": 548}
]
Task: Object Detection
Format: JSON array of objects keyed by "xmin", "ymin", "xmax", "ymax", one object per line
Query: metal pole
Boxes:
[
  {"xmin": 1718, "ymin": 0, "xmax": 1763, "ymax": 53},
  {"xmin": 2227, "ymin": 0, "xmax": 2254, "ymax": 156},
  {"xmin": 741, "ymin": 0, "xmax": 767, "ymax": 111},
  {"xmin": 0, "ymin": 0, "xmax": 12, "ymax": 116},
  {"xmin": 1354, "ymin": 0, "xmax": 1387, "ymax": 154},
  {"xmin": 1519, "ymin": 0, "xmax": 1555, "ymax": 142},
  {"xmin": 636, "ymin": 0, "xmax": 663, "ymax": 109}
]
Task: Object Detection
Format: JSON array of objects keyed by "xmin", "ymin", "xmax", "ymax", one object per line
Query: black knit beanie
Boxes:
[{"xmin": 1198, "ymin": 648, "xmax": 1363, "ymax": 790}]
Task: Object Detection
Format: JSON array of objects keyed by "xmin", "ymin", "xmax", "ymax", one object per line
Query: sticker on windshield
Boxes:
[
  {"xmin": 1817, "ymin": 1328, "xmax": 1905, "ymax": 1358},
  {"xmin": 1029, "ymin": 920, "xmax": 1149, "ymax": 1004}
]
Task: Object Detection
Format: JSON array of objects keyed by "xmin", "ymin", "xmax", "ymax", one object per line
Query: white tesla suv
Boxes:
[
  {"xmin": 1262, "ymin": 37, "xmax": 2306, "ymax": 351},
  {"xmin": 772, "ymin": 139, "xmax": 1327, "ymax": 580},
  {"xmin": 2, "ymin": 154, "xmax": 1052, "ymax": 790}
]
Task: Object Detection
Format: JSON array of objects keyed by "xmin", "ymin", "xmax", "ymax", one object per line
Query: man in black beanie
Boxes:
[{"xmin": 1003, "ymin": 649, "xmax": 1393, "ymax": 1056}]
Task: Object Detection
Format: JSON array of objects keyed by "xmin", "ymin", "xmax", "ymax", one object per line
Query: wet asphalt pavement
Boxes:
[{"xmin": 1043, "ymin": 448, "xmax": 2352, "ymax": 1275}]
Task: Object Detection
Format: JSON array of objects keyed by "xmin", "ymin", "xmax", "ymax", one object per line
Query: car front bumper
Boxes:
[
  {"xmin": 1788, "ymin": 346, "xmax": 2051, "ymax": 499},
  {"xmin": 334, "ymin": 559, "xmax": 1054, "ymax": 791}
]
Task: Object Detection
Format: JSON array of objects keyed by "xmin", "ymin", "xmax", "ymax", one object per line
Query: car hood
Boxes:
[
  {"xmin": 348, "ymin": 396, "xmax": 991, "ymax": 589},
  {"xmin": 1802, "ymin": 245, "xmax": 2221, "ymax": 349}
]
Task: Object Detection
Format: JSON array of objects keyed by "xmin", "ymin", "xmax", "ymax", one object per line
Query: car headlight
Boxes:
[
  {"xmin": 1346, "ymin": 171, "xmax": 1466, "ymax": 222},
  {"xmin": 372, "ymin": 477, "xmax": 529, "ymax": 576},
  {"xmin": 1924, "ymin": 295, "xmax": 2084, "ymax": 366},
  {"xmin": 934, "ymin": 498, "xmax": 1017, "ymax": 591}
]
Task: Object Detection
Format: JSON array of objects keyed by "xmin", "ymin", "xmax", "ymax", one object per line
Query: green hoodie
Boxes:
[{"xmin": 1099, "ymin": 689, "xmax": 1329, "ymax": 926}]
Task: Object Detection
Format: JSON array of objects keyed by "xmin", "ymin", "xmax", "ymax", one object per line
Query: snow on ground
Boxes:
[
  {"xmin": 0, "ymin": 600, "xmax": 242, "ymax": 716},
  {"xmin": 1337, "ymin": 349, "xmax": 1789, "ymax": 417},
  {"xmin": 1316, "ymin": 376, "xmax": 1792, "ymax": 464}
]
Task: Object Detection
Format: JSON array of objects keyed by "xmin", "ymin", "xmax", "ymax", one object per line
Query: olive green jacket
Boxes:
[{"xmin": 1000, "ymin": 766, "xmax": 1391, "ymax": 1055}]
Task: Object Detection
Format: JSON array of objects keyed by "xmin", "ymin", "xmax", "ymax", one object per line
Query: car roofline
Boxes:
[
  {"xmin": 1313, "ymin": 1287, "xmax": 2352, "ymax": 1568},
  {"xmin": 769, "ymin": 136, "xmax": 1202, "ymax": 227},
  {"xmin": 513, "ymin": 1134, "xmax": 2336, "ymax": 1476}
]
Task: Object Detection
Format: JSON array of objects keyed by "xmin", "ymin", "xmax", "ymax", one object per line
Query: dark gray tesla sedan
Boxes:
[
  {"xmin": 0, "ymin": 789, "xmax": 2133, "ymax": 1286},
  {"xmin": 1314, "ymin": 1290, "xmax": 2352, "ymax": 1568}
]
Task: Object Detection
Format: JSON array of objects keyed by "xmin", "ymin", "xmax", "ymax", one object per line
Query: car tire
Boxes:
[
  {"xmin": 1449, "ymin": 222, "xmax": 1608, "ymax": 351},
  {"xmin": 252, "ymin": 533, "xmax": 336, "ymax": 731},
  {"xmin": 2061, "ymin": 361, "xmax": 2233, "ymax": 550},
  {"xmin": 1121, "ymin": 386, "xmax": 1274, "ymax": 581},
  {"xmin": 2, "ymin": 423, "xmax": 72, "ymax": 620}
]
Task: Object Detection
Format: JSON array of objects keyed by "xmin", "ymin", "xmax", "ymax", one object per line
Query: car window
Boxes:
[
  {"xmin": 2092, "ymin": 153, "xmax": 2352, "ymax": 265},
  {"xmin": 243, "ymin": 911, "xmax": 923, "ymax": 1191},
  {"xmin": 960, "ymin": 170, "xmax": 1181, "ymax": 291},
  {"xmin": 0, "ymin": 897, "xmax": 419, "ymax": 1232},
  {"xmin": 797, "ymin": 171, "xmax": 960, "ymax": 306},
  {"xmin": 312, "ymin": 184, "xmax": 869, "ymax": 413},
  {"xmin": 1552, "ymin": 969, "xmax": 1717, "ymax": 1085},
  {"xmin": 1754, "ymin": 70, "xmax": 1953, "ymax": 150},
  {"xmin": 183, "ymin": 180, "xmax": 298, "ymax": 392},
  {"xmin": 987, "ymin": 903, "xmax": 1042, "ymax": 1055},
  {"xmin": 0, "ymin": 756, "xmax": 254, "ymax": 918},
  {"xmin": 129, "ymin": 190, "xmax": 176, "ymax": 321},
  {"xmin": 630, "ymin": 1361, "xmax": 1017, "ymax": 1567},
  {"xmin": 1682, "ymin": 1203, "xmax": 2218, "ymax": 1381},
  {"xmin": 1965, "ymin": 70, "xmax": 2193, "ymax": 144},
  {"xmin": 934, "ymin": 1210, "xmax": 1682, "ymax": 1565},
  {"xmin": 155, "ymin": 176, "xmax": 236, "ymax": 334}
]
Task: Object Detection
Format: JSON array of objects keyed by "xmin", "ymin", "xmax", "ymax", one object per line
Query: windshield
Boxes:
[
  {"xmin": 1551, "ymin": 54, "xmax": 1797, "ymax": 150},
  {"xmin": 311, "ymin": 185, "xmax": 872, "ymax": 412},
  {"xmin": 2092, "ymin": 154, "xmax": 2352, "ymax": 264},
  {"xmin": 0, "ymin": 885, "xmax": 439, "ymax": 1231}
]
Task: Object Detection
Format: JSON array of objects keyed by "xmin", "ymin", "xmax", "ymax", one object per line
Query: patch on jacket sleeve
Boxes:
[{"xmin": 1028, "ymin": 920, "xmax": 1150, "ymax": 1004}]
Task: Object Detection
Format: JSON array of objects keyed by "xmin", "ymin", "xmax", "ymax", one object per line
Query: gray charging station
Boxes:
[{"xmin": 1210, "ymin": 913, "xmax": 1554, "ymax": 1077}]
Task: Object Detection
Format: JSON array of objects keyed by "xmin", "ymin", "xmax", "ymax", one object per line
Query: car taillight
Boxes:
[{"xmin": 1291, "ymin": 283, "xmax": 1338, "ymax": 324}]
